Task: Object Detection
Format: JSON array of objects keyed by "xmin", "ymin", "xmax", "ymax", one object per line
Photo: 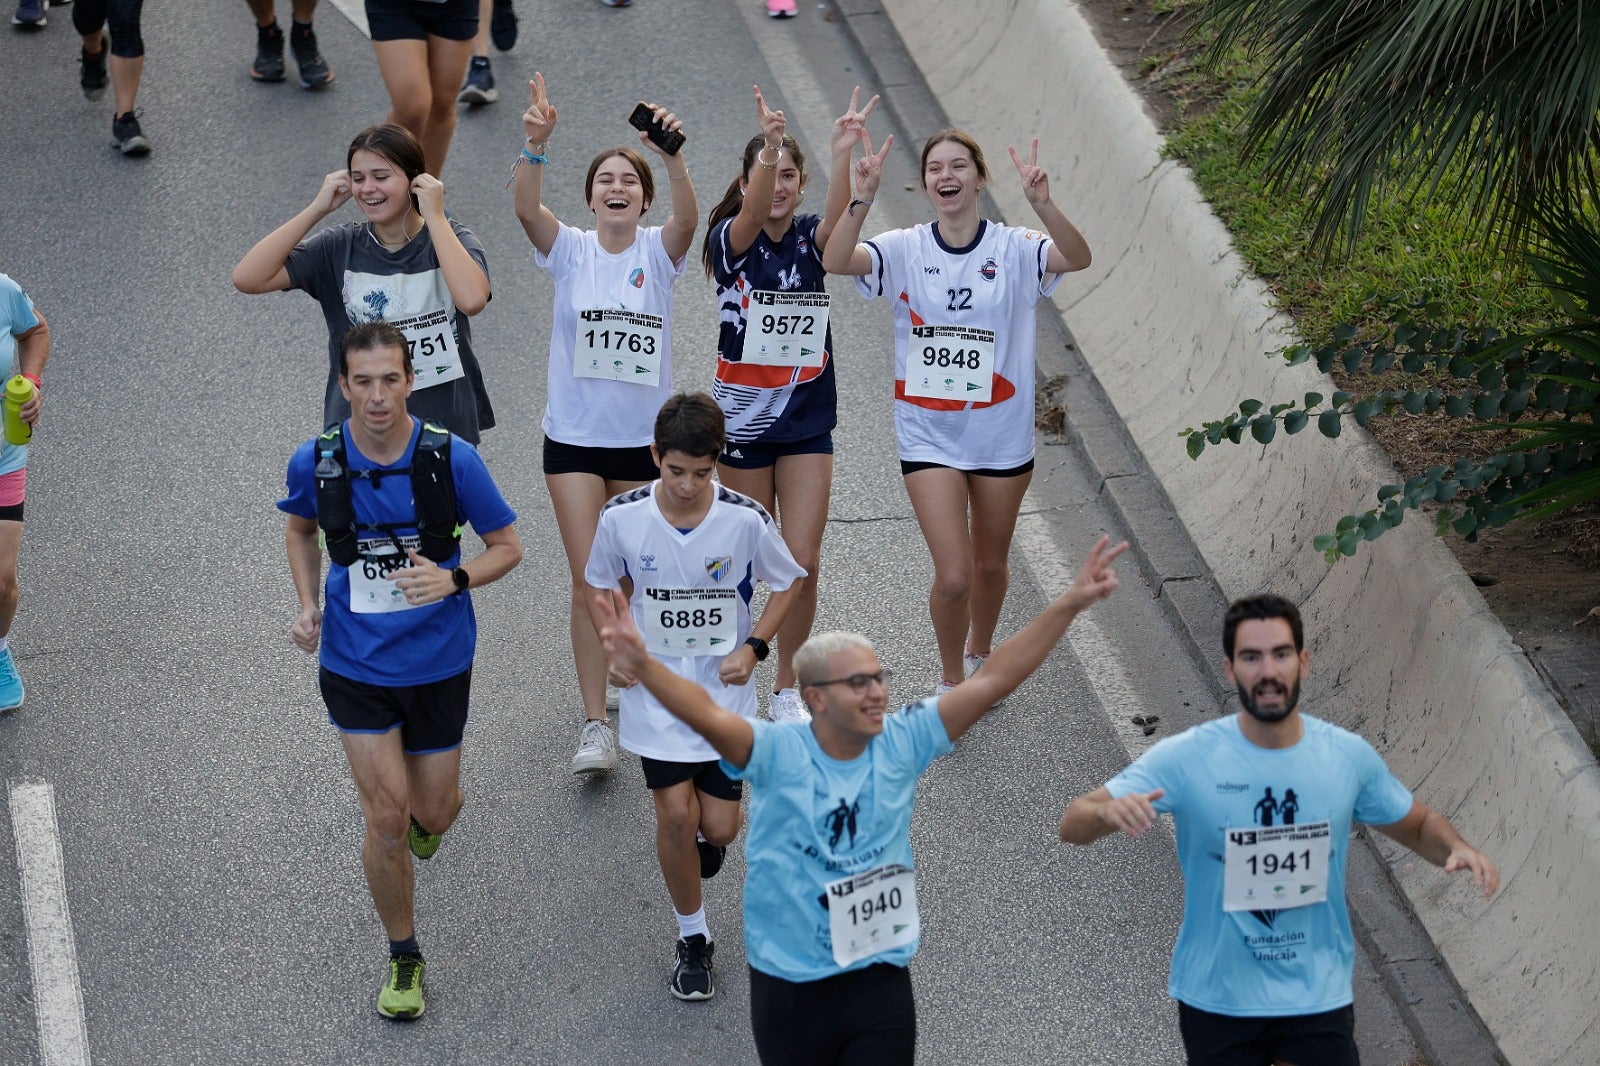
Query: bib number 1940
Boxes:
[{"xmin": 825, "ymin": 864, "xmax": 919, "ymax": 967}]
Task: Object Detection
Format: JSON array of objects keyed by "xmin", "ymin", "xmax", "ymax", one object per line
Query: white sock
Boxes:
[
  {"xmin": 0, "ymin": 637, "xmax": 10, "ymax": 653},
  {"xmin": 675, "ymin": 906, "xmax": 709, "ymax": 942}
]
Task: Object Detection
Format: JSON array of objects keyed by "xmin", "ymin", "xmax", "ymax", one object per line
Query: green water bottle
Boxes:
[{"xmin": 4, "ymin": 376, "xmax": 35, "ymax": 446}]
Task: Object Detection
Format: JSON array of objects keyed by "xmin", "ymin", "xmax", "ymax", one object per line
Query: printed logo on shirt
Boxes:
[
  {"xmin": 797, "ymin": 234, "xmax": 810, "ymax": 256},
  {"xmin": 776, "ymin": 265, "xmax": 801, "ymax": 291},
  {"xmin": 824, "ymin": 796, "xmax": 861, "ymax": 848},
  {"xmin": 1216, "ymin": 781, "xmax": 1251, "ymax": 794},
  {"xmin": 726, "ymin": 448, "xmax": 744, "ymax": 459},
  {"xmin": 640, "ymin": 554, "xmax": 658, "ymax": 573},
  {"xmin": 1252, "ymin": 785, "xmax": 1301, "ymax": 827},
  {"xmin": 629, "ymin": 268, "xmax": 645, "ymax": 289},
  {"xmin": 705, "ymin": 555, "xmax": 732, "ymax": 582},
  {"xmin": 979, "ymin": 257, "xmax": 998, "ymax": 282},
  {"xmin": 1023, "ymin": 229, "xmax": 1046, "ymax": 241},
  {"xmin": 924, "ymin": 266, "xmax": 941, "ymax": 275}
]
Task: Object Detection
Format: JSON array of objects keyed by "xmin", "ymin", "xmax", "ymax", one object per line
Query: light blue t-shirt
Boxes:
[
  {"xmin": 0, "ymin": 274, "xmax": 39, "ymax": 477},
  {"xmin": 1107, "ymin": 714, "xmax": 1413, "ymax": 1017},
  {"xmin": 725, "ymin": 699, "xmax": 955, "ymax": 982}
]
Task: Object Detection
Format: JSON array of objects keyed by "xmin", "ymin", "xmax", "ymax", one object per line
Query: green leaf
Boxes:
[
  {"xmin": 1402, "ymin": 391, "xmax": 1426, "ymax": 415},
  {"xmin": 1331, "ymin": 391, "xmax": 1353, "ymax": 409},
  {"xmin": 1341, "ymin": 348, "xmax": 1365, "ymax": 373},
  {"xmin": 1239, "ymin": 399, "xmax": 1264, "ymax": 416},
  {"xmin": 1250, "ymin": 416, "xmax": 1277, "ymax": 444},
  {"xmin": 1332, "ymin": 324, "xmax": 1359, "ymax": 343},
  {"xmin": 1186, "ymin": 433, "xmax": 1206, "ymax": 460},
  {"xmin": 1284, "ymin": 409, "xmax": 1309, "ymax": 434},
  {"xmin": 1312, "ymin": 534, "xmax": 1337, "ymax": 553},
  {"xmin": 1225, "ymin": 424, "xmax": 1245, "ymax": 444},
  {"xmin": 1304, "ymin": 392, "xmax": 1324, "ymax": 408},
  {"xmin": 1285, "ymin": 346, "xmax": 1312, "ymax": 366},
  {"xmin": 1452, "ymin": 513, "xmax": 1478, "ymax": 537},
  {"xmin": 1377, "ymin": 483, "xmax": 1402, "ymax": 501},
  {"xmin": 1318, "ymin": 409, "xmax": 1342, "ymax": 438},
  {"xmin": 1353, "ymin": 399, "xmax": 1379, "ymax": 426},
  {"xmin": 1338, "ymin": 530, "xmax": 1361, "ymax": 557},
  {"xmin": 1444, "ymin": 395, "xmax": 1471, "ymax": 417},
  {"xmin": 1370, "ymin": 351, "xmax": 1396, "ymax": 374},
  {"xmin": 1473, "ymin": 391, "xmax": 1502, "ymax": 419}
]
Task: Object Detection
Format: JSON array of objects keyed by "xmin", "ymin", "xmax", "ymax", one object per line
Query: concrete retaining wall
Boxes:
[{"xmin": 874, "ymin": 0, "xmax": 1600, "ymax": 1060}]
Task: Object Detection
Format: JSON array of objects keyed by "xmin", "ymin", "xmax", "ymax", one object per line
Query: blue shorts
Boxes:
[{"xmin": 720, "ymin": 431, "xmax": 833, "ymax": 470}]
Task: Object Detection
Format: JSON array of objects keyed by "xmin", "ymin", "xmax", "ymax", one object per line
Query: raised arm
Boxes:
[
  {"xmin": 938, "ymin": 535, "xmax": 1128, "ymax": 741},
  {"xmin": 721, "ymin": 85, "xmax": 789, "ymax": 260},
  {"xmin": 636, "ymin": 101, "xmax": 699, "ymax": 263},
  {"xmin": 593, "ymin": 588, "xmax": 756, "ymax": 768},
  {"xmin": 1008, "ymin": 138, "xmax": 1091, "ymax": 274},
  {"xmin": 1059, "ymin": 785, "xmax": 1167, "ymax": 844},
  {"xmin": 814, "ymin": 86, "xmax": 878, "ymax": 253},
  {"xmin": 412, "ymin": 174, "xmax": 490, "ymax": 315},
  {"xmin": 820, "ymin": 98, "xmax": 892, "ymax": 276},
  {"xmin": 233, "ymin": 170, "xmax": 352, "ymax": 294},
  {"xmin": 513, "ymin": 72, "xmax": 561, "ymax": 256},
  {"xmin": 1374, "ymin": 799, "xmax": 1499, "ymax": 898}
]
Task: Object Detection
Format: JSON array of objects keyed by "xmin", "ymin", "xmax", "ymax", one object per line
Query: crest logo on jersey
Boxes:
[
  {"xmin": 705, "ymin": 556, "xmax": 733, "ymax": 582},
  {"xmin": 629, "ymin": 268, "xmax": 645, "ymax": 289},
  {"xmin": 640, "ymin": 554, "xmax": 658, "ymax": 573},
  {"xmin": 796, "ymin": 235, "xmax": 810, "ymax": 255},
  {"xmin": 979, "ymin": 258, "xmax": 998, "ymax": 282}
]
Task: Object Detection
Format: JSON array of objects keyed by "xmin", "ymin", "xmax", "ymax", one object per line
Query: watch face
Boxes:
[{"xmin": 453, "ymin": 568, "xmax": 470, "ymax": 591}]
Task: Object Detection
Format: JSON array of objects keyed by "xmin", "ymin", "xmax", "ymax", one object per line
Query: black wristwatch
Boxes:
[
  {"xmin": 451, "ymin": 567, "xmax": 471, "ymax": 594},
  {"xmin": 744, "ymin": 636, "xmax": 770, "ymax": 661}
]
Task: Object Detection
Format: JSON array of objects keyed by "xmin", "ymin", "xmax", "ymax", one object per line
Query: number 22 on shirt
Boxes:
[{"xmin": 575, "ymin": 308, "xmax": 663, "ymax": 386}]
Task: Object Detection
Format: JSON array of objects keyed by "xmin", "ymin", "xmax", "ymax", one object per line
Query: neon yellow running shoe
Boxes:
[
  {"xmin": 377, "ymin": 955, "xmax": 426, "ymax": 1020},
  {"xmin": 408, "ymin": 816, "xmax": 442, "ymax": 861}
]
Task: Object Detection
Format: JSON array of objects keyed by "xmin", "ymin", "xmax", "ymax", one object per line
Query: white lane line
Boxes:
[
  {"xmin": 326, "ymin": 0, "xmax": 370, "ymax": 38},
  {"xmin": 9, "ymin": 781, "xmax": 90, "ymax": 1066}
]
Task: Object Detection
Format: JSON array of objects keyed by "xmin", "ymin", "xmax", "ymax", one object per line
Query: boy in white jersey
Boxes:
[{"xmin": 585, "ymin": 392, "xmax": 804, "ymax": 1001}]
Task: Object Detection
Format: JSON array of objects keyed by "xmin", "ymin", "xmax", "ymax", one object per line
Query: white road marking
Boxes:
[
  {"xmin": 9, "ymin": 781, "xmax": 90, "ymax": 1066},
  {"xmin": 326, "ymin": 0, "xmax": 370, "ymax": 38}
]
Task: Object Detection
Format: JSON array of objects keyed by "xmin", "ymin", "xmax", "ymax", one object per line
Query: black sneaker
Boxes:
[
  {"xmin": 251, "ymin": 21, "xmax": 285, "ymax": 82},
  {"xmin": 112, "ymin": 111, "xmax": 150, "ymax": 156},
  {"xmin": 670, "ymin": 934, "xmax": 715, "ymax": 1001},
  {"xmin": 80, "ymin": 39, "xmax": 108, "ymax": 100},
  {"xmin": 490, "ymin": 0, "xmax": 517, "ymax": 51},
  {"xmin": 290, "ymin": 21, "xmax": 332, "ymax": 90},
  {"xmin": 697, "ymin": 838, "xmax": 726, "ymax": 880},
  {"xmin": 457, "ymin": 55, "xmax": 498, "ymax": 105}
]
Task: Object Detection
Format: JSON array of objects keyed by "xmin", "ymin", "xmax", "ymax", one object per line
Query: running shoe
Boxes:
[
  {"xmin": 490, "ymin": 0, "xmax": 517, "ymax": 51},
  {"xmin": 697, "ymin": 837, "xmax": 726, "ymax": 880},
  {"xmin": 963, "ymin": 653, "xmax": 1005, "ymax": 707},
  {"xmin": 571, "ymin": 719, "xmax": 618, "ymax": 775},
  {"xmin": 80, "ymin": 38, "xmax": 108, "ymax": 100},
  {"xmin": 606, "ymin": 683, "xmax": 620, "ymax": 711},
  {"xmin": 933, "ymin": 679, "xmax": 958, "ymax": 699},
  {"xmin": 600, "ymin": 0, "xmax": 632, "ymax": 7},
  {"xmin": 250, "ymin": 21, "xmax": 286, "ymax": 82},
  {"xmin": 457, "ymin": 55, "xmax": 498, "ymax": 105},
  {"xmin": 0, "ymin": 646, "xmax": 23, "ymax": 711},
  {"xmin": 11, "ymin": 0, "xmax": 45, "ymax": 28},
  {"xmin": 670, "ymin": 935, "xmax": 714, "ymax": 1001},
  {"xmin": 768, "ymin": 688, "xmax": 811, "ymax": 723},
  {"xmin": 377, "ymin": 955, "xmax": 426, "ymax": 1020},
  {"xmin": 766, "ymin": 0, "xmax": 797, "ymax": 16},
  {"xmin": 408, "ymin": 815, "xmax": 442, "ymax": 860},
  {"xmin": 290, "ymin": 21, "xmax": 333, "ymax": 90},
  {"xmin": 112, "ymin": 111, "xmax": 150, "ymax": 156}
]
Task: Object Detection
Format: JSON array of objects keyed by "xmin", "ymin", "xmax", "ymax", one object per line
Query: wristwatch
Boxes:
[
  {"xmin": 744, "ymin": 636, "xmax": 770, "ymax": 661},
  {"xmin": 451, "ymin": 567, "xmax": 471, "ymax": 594}
]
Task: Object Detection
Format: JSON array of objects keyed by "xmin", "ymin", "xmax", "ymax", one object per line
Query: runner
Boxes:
[
  {"xmin": 232, "ymin": 123, "xmax": 495, "ymax": 444},
  {"xmin": 364, "ymin": 0, "xmax": 477, "ymax": 173},
  {"xmin": 512, "ymin": 73, "xmax": 698, "ymax": 775},
  {"xmin": 593, "ymin": 535, "xmax": 1128, "ymax": 1062},
  {"xmin": 701, "ymin": 85, "xmax": 867, "ymax": 723},
  {"xmin": 0, "ymin": 273, "xmax": 48, "ymax": 711},
  {"xmin": 68, "ymin": 0, "xmax": 151, "ymax": 154},
  {"xmin": 456, "ymin": 0, "xmax": 515, "ymax": 106},
  {"xmin": 585, "ymin": 391, "xmax": 804, "ymax": 1001},
  {"xmin": 279, "ymin": 321, "xmax": 522, "ymax": 1021},
  {"xmin": 822, "ymin": 116, "xmax": 1092, "ymax": 698},
  {"xmin": 245, "ymin": 0, "xmax": 333, "ymax": 89},
  {"xmin": 1059, "ymin": 594, "xmax": 1500, "ymax": 1065}
]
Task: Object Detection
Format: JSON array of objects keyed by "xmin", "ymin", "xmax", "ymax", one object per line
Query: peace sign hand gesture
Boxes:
[
  {"xmin": 523, "ymin": 72, "xmax": 557, "ymax": 145},
  {"xmin": 853, "ymin": 128, "xmax": 894, "ymax": 199},
  {"xmin": 753, "ymin": 84, "xmax": 785, "ymax": 149},
  {"xmin": 830, "ymin": 85, "xmax": 880, "ymax": 157},
  {"xmin": 1009, "ymin": 138, "xmax": 1050, "ymax": 206}
]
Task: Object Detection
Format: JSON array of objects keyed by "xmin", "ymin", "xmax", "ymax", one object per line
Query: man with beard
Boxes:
[{"xmin": 1058, "ymin": 594, "xmax": 1497, "ymax": 1066}]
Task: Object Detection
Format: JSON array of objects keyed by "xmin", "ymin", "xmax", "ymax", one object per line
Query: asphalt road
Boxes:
[{"xmin": 0, "ymin": 2, "xmax": 1424, "ymax": 1064}]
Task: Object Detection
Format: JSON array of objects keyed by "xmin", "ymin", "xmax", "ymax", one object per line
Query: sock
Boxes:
[
  {"xmin": 675, "ymin": 906, "xmax": 709, "ymax": 943},
  {"xmin": 292, "ymin": 18, "xmax": 314, "ymax": 32},
  {"xmin": 0, "ymin": 638, "xmax": 11, "ymax": 653},
  {"xmin": 258, "ymin": 18, "xmax": 281, "ymax": 38},
  {"xmin": 470, "ymin": 55, "xmax": 490, "ymax": 69},
  {"xmin": 389, "ymin": 935, "xmax": 421, "ymax": 960}
]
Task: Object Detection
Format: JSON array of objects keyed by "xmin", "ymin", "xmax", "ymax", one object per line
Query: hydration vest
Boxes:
[{"xmin": 313, "ymin": 421, "xmax": 460, "ymax": 568}]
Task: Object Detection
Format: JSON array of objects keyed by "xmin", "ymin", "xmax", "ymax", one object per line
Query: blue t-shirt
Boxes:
[
  {"xmin": 0, "ymin": 273, "xmax": 40, "ymax": 477},
  {"xmin": 277, "ymin": 417, "xmax": 516, "ymax": 686},
  {"xmin": 1107, "ymin": 714, "xmax": 1414, "ymax": 1017},
  {"xmin": 709, "ymin": 214, "xmax": 837, "ymax": 445},
  {"xmin": 725, "ymin": 698, "xmax": 954, "ymax": 982}
]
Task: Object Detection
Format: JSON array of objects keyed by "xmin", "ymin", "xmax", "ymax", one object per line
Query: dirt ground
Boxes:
[{"xmin": 1070, "ymin": 0, "xmax": 1600, "ymax": 749}]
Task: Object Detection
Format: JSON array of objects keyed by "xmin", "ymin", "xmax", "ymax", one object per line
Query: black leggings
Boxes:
[
  {"xmin": 749, "ymin": 963, "xmax": 916, "ymax": 1066},
  {"xmin": 73, "ymin": 0, "xmax": 144, "ymax": 58}
]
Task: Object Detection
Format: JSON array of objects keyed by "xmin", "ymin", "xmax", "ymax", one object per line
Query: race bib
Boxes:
[
  {"xmin": 348, "ymin": 541, "xmax": 421, "ymax": 615},
  {"xmin": 640, "ymin": 587, "xmax": 738, "ymax": 656},
  {"xmin": 1222, "ymin": 821, "xmax": 1331, "ymax": 912},
  {"xmin": 574, "ymin": 308, "xmax": 663, "ymax": 386},
  {"xmin": 390, "ymin": 309, "xmax": 463, "ymax": 389},
  {"xmin": 741, "ymin": 291, "xmax": 828, "ymax": 367},
  {"xmin": 826, "ymin": 864, "xmax": 919, "ymax": 967},
  {"xmin": 903, "ymin": 324, "xmax": 996, "ymax": 403}
]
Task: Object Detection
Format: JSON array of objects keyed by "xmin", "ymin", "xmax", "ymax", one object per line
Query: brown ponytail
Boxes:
[{"xmin": 701, "ymin": 132, "xmax": 807, "ymax": 279}]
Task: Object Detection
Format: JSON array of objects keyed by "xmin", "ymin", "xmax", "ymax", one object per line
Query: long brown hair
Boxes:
[{"xmin": 701, "ymin": 133, "xmax": 806, "ymax": 278}]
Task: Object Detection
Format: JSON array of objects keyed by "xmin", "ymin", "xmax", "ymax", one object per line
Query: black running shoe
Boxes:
[
  {"xmin": 112, "ymin": 111, "xmax": 150, "ymax": 156},
  {"xmin": 457, "ymin": 55, "xmax": 498, "ymax": 105},
  {"xmin": 251, "ymin": 21, "xmax": 285, "ymax": 82},
  {"xmin": 490, "ymin": 0, "xmax": 517, "ymax": 51},
  {"xmin": 697, "ymin": 838, "xmax": 726, "ymax": 880},
  {"xmin": 290, "ymin": 21, "xmax": 333, "ymax": 90},
  {"xmin": 80, "ymin": 39, "xmax": 108, "ymax": 100},
  {"xmin": 670, "ymin": 935, "xmax": 715, "ymax": 1001}
]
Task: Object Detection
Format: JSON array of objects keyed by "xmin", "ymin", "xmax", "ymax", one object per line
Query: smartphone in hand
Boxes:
[{"xmin": 628, "ymin": 102, "xmax": 685, "ymax": 156}]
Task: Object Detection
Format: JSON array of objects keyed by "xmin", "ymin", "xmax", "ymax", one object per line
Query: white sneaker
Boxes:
[
  {"xmin": 606, "ymin": 683, "xmax": 620, "ymax": 711},
  {"xmin": 571, "ymin": 719, "xmax": 618, "ymax": 775},
  {"xmin": 933, "ymin": 680, "xmax": 958, "ymax": 700},
  {"xmin": 769, "ymin": 688, "xmax": 811, "ymax": 723}
]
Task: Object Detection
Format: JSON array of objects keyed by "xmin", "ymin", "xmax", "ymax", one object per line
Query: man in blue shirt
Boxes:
[
  {"xmin": 593, "ymin": 535, "xmax": 1128, "ymax": 1065},
  {"xmin": 279, "ymin": 322, "xmax": 522, "ymax": 1022},
  {"xmin": 1059, "ymin": 594, "xmax": 1499, "ymax": 1065}
]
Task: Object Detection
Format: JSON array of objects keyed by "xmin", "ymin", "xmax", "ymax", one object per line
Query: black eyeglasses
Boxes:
[{"xmin": 806, "ymin": 670, "xmax": 892, "ymax": 694}]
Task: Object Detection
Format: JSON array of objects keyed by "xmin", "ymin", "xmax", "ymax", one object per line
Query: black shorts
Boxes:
[
  {"xmin": 365, "ymin": 0, "xmax": 477, "ymax": 42},
  {"xmin": 899, "ymin": 458, "xmax": 1034, "ymax": 478},
  {"xmin": 639, "ymin": 756, "xmax": 743, "ymax": 800},
  {"xmin": 720, "ymin": 431, "xmax": 834, "ymax": 470},
  {"xmin": 0, "ymin": 503, "xmax": 22, "ymax": 522},
  {"xmin": 749, "ymin": 963, "xmax": 915, "ymax": 1066},
  {"xmin": 1177, "ymin": 1002, "xmax": 1358, "ymax": 1066},
  {"xmin": 542, "ymin": 435, "xmax": 659, "ymax": 482},
  {"xmin": 318, "ymin": 665, "xmax": 472, "ymax": 755}
]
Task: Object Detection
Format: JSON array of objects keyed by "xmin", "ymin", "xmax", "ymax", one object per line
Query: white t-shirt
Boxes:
[
  {"xmin": 857, "ymin": 221, "xmax": 1059, "ymax": 469},
  {"xmin": 535, "ymin": 223, "xmax": 687, "ymax": 448},
  {"xmin": 585, "ymin": 483, "xmax": 806, "ymax": 762}
]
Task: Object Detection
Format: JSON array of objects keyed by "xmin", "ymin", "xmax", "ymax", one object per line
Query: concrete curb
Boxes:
[{"xmin": 831, "ymin": 1, "xmax": 1600, "ymax": 1063}]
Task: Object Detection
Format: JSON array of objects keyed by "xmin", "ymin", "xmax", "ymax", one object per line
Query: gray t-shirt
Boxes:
[{"xmin": 284, "ymin": 219, "xmax": 495, "ymax": 443}]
